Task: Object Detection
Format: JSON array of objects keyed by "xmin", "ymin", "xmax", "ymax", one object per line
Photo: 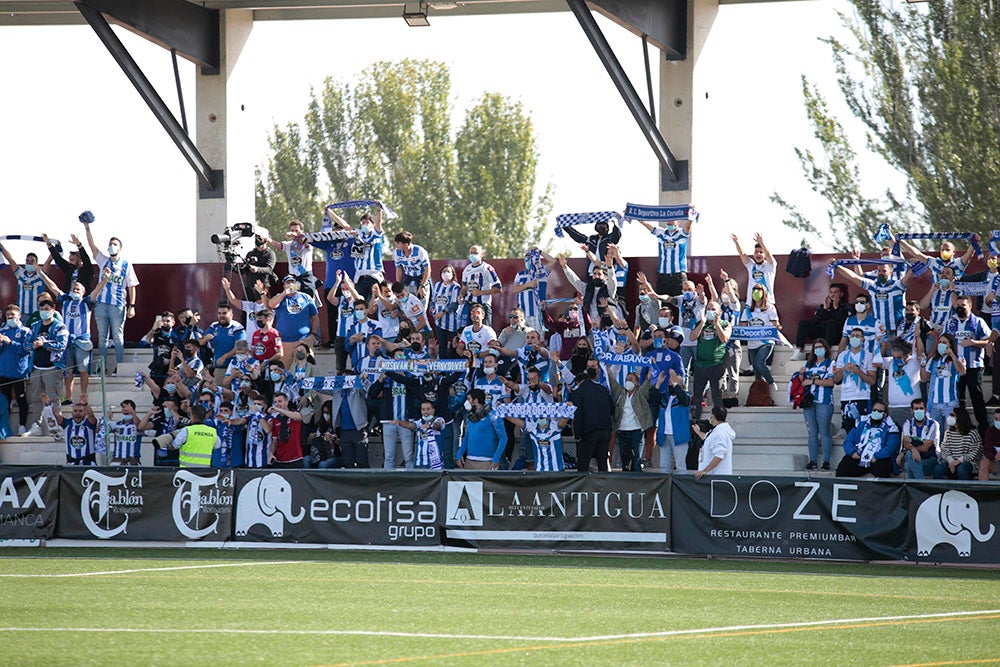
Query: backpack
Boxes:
[
  {"xmin": 788, "ymin": 373, "xmax": 813, "ymax": 410},
  {"xmin": 785, "ymin": 247, "xmax": 812, "ymax": 278},
  {"xmin": 745, "ymin": 378, "xmax": 775, "ymax": 407}
]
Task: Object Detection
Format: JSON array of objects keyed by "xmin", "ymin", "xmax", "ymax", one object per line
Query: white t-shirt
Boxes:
[
  {"xmin": 744, "ymin": 305, "xmax": 779, "ymax": 350},
  {"xmin": 744, "ymin": 259, "xmax": 776, "ymax": 305},
  {"xmin": 880, "ymin": 355, "xmax": 922, "ymax": 408},
  {"xmin": 833, "ymin": 349, "xmax": 876, "ymax": 402},
  {"xmin": 240, "ymin": 300, "xmax": 266, "ymax": 339},
  {"xmin": 281, "ymin": 240, "xmax": 313, "ymax": 276},
  {"xmin": 460, "ymin": 324, "xmax": 497, "ymax": 368}
]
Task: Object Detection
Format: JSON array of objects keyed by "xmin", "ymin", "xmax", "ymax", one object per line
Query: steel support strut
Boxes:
[
  {"xmin": 75, "ymin": 1, "xmax": 222, "ymax": 194},
  {"xmin": 566, "ymin": 0, "xmax": 681, "ymax": 184}
]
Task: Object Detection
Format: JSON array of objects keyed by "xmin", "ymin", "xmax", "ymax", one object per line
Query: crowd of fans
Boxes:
[{"xmin": 0, "ymin": 209, "xmax": 998, "ymax": 482}]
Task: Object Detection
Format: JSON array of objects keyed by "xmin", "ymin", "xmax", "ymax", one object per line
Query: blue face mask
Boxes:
[
  {"xmin": 814, "ymin": 347, "xmax": 826, "ymax": 358},
  {"xmin": 354, "ymin": 310, "xmax": 365, "ymax": 322},
  {"xmin": 4, "ymin": 318, "xmax": 18, "ymax": 328},
  {"xmin": 683, "ymin": 291, "xmax": 695, "ymax": 301},
  {"xmin": 24, "ymin": 264, "xmax": 36, "ymax": 274},
  {"xmin": 69, "ymin": 292, "xmax": 82, "ymax": 302},
  {"xmin": 994, "ymin": 420, "xmax": 1000, "ymax": 430},
  {"xmin": 869, "ymin": 410, "xmax": 884, "ymax": 421},
  {"xmin": 939, "ymin": 278, "xmax": 951, "ymax": 288},
  {"xmin": 849, "ymin": 337, "xmax": 863, "ymax": 349},
  {"xmin": 913, "ymin": 409, "xmax": 926, "ymax": 422},
  {"xmin": 937, "ymin": 342, "xmax": 949, "ymax": 355},
  {"xmin": 39, "ymin": 310, "xmax": 53, "ymax": 321},
  {"xmin": 653, "ymin": 338, "xmax": 665, "ymax": 350},
  {"xmin": 270, "ymin": 371, "xmax": 283, "ymax": 382},
  {"xmin": 164, "ymin": 383, "xmax": 176, "ymax": 394},
  {"xmin": 639, "ymin": 294, "xmax": 650, "ymax": 303},
  {"xmin": 469, "ymin": 253, "xmax": 481, "ymax": 264}
]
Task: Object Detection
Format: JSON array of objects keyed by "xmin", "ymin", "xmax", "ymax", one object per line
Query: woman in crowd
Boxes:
[
  {"xmin": 935, "ymin": 407, "xmax": 982, "ymax": 480},
  {"xmin": 431, "ymin": 264, "xmax": 462, "ymax": 357},
  {"xmin": 798, "ymin": 338, "xmax": 836, "ymax": 471},
  {"xmin": 920, "ymin": 332, "xmax": 966, "ymax": 428},
  {"xmin": 741, "ymin": 283, "xmax": 780, "ymax": 390}
]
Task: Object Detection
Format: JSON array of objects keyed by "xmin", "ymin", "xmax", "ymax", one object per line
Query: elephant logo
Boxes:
[
  {"xmin": 234, "ymin": 473, "xmax": 305, "ymax": 538},
  {"xmin": 915, "ymin": 490, "xmax": 995, "ymax": 558}
]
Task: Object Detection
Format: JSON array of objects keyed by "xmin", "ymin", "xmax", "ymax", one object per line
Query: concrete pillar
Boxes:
[
  {"xmin": 659, "ymin": 0, "xmax": 718, "ymax": 206},
  {"xmin": 195, "ymin": 9, "xmax": 253, "ymax": 263}
]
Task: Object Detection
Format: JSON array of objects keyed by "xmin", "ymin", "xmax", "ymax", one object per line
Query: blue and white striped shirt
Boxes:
[
  {"xmin": 612, "ymin": 259, "xmax": 628, "ymax": 289},
  {"xmin": 902, "ymin": 417, "xmax": 940, "ymax": 451},
  {"xmin": 927, "ymin": 357, "xmax": 959, "ymax": 406},
  {"xmin": 945, "ymin": 314, "xmax": 989, "ymax": 368},
  {"xmin": 334, "ymin": 294, "xmax": 356, "ymax": 338},
  {"xmin": 802, "ymin": 359, "xmax": 834, "ymax": 405},
  {"xmin": 244, "ymin": 412, "xmax": 268, "ymax": 468},
  {"xmin": 13, "ymin": 267, "xmax": 45, "ymax": 316},
  {"xmin": 394, "ymin": 244, "xmax": 430, "ymax": 280},
  {"xmin": 513, "ymin": 269, "xmax": 545, "ymax": 322},
  {"xmin": 517, "ymin": 384, "xmax": 554, "ymax": 404},
  {"xmin": 841, "ymin": 314, "xmax": 886, "ymax": 357},
  {"xmin": 351, "ymin": 230, "xmax": 385, "ymax": 277},
  {"xmin": 461, "ymin": 262, "xmax": 502, "ymax": 306},
  {"xmin": 517, "ymin": 346, "xmax": 550, "ymax": 382},
  {"xmin": 928, "ymin": 256, "xmax": 967, "ymax": 281},
  {"xmin": 111, "ymin": 418, "xmax": 141, "ymax": 460},
  {"xmin": 413, "ymin": 417, "xmax": 445, "ymax": 469},
  {"xmin": 58, "ymin": 294, "xmax": 92, "ymax": 342},
  {"xmin": 431, "ymin": 281, "xmax": 462, "ymax": 332},
  {"xmin": 62, "ymin": 418, "xmax": 97, "ymax": 465},
  {"xmin": 929, "ymin": 288, "xmax": 954, "ymax": 330},
  {"xmin": 652, "ymin": 226, "xmax": 689, "ymax": 274},
  {"xmin": 95, "ymin": 252, "xmax": 139, "ymax": 307},
  {"xmin": 527, "ymin": 420, "xmax": 564, "ymax": 472},
  {"xmin": 860, "ymin": 277, "xmax": 906, "ymax": 330}
]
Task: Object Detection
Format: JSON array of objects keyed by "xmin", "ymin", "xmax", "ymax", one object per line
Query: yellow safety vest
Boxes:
[{"xmin": 178, "ymin": 424, "xmax": 217, "ymax": 468}]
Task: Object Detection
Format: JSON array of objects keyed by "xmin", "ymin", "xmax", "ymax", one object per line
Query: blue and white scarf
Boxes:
[
  {"xmin": 303, "ymin": 230, "xmax": 356, "ymax": 243},
  {"xmin": 492, "ymin": 402, "xmax": 577, "ymax": 420},
  {"xmin": 301, "ymin": 375, "xmax": 373, "ymax": 392},
  {"xmin": 953, "ymin": 281, "xmax": 990, "ymax": 297},
  {"xmin": 378, "ymin": 359, "xmax": 468, "ymax": 373},
  {"xmin": 730, "ymin": 326, "xmax": 782, "ymax": 343},
  {"xmin": 554, "ymin": 211, "xmax": 621, "ymax": 238},
  {"xmin": 593, "ymin": 335, "xmax": 659, "ymax": 369},
  {"xmin": 825, "ymin": 257, "xmax": 909, "ymax": 279},
  {"xmin": 325, "ymin": 199, "xmax": 399, "ymax": 220},
  {"xmin": 990, "ymin": 230, "xmax": 1000, "ymax": 257},
  {"xmin": 891, "ymin": 232, "xmax": 982, "ymax": 259},
  {"xmin": 0, "ymin": 236, "xmax": 64, "ymax": 266},
  {"xmin": 623, "ymin": 203, "xmax": 698, "ymax": 224}
]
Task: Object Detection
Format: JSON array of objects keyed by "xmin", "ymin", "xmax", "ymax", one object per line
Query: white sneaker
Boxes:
[
  {"xmin": 770, "ymin": 382, "xmax": 779, "ymax": 392},
  {"xmin": 16, "ymin": 425, "xmax": 26, "ymax": 436},
  {"xmin": 789, "ymin": 349, "xmax": 807, "ymax": 361},
  {"xmin": 22, "ymin": 423, "xmax": 42, "ymax": 437}
]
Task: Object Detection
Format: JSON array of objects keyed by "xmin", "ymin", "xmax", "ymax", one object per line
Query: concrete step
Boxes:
[{"xmin": 0, "ymin": 437, "xmax": 64, "ymax": 465}]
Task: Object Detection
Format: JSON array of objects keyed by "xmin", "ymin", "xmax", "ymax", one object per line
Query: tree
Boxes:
[
  {"xmin": 254, "ymin": 122, "xmax": 320, "ymax": 240},
  {"xmin": 773, "ymin": 0, "xmax": 1000, "ymax": 251},
  {"xmin": 256, "ymin": 59, "xmax": 551, "ymax": 259}
]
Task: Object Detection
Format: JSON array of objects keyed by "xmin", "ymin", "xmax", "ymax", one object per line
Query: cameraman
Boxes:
[{"xmin": 233, "ymin": 234, "xmax": 276, "ymax": 300}]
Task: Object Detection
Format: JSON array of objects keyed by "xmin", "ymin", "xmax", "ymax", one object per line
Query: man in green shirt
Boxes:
[{"xmin": 690, "ymin": 300, "xmax": 731, "ymax": 420}]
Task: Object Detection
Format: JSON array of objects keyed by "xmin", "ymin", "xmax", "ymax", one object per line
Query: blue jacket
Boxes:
[
  {"xmin": 844, "ymin": 416, "xmax": 900, "ymax": 460},
  {"xmin": 30, "ymin": 318, "xmax": 70, "ymax": 370},
  {"xmin": 457, "ymin": 409, "xmax": 508, "ymax": 463},
  {"xmin": 656, "ymin": 381, "xmax": 691, "ymax": 447},
  {"xmin": 0, "ymin": 323, "xmax": 34, "ymax": 378}
]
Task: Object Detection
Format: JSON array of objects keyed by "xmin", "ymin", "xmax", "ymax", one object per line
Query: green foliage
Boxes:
[
  {"xmin": 256, "ymin": 60, "xmax": 550, "ymax": 259},
  {"xmin": 254, "ymin": 123, "xmax": 320, "ymax": 242},
  {"xmin": 775, "ymin": 0, "xmax": 1000, "ymax": 250}
]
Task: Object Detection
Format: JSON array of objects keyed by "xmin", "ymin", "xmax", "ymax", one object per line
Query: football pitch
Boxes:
[{"xmin": 1, "ymin": 548, "xmax": 998, "ymax": 666}]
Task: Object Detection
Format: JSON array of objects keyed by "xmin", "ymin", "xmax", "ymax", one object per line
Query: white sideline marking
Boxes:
[
  {"xmin": 0, "ymin": 561, "xmax": 297, "ymax": 578},
  {"xmin": 0, "ymin": 609, "xmax": 996, "ymax": 642}
]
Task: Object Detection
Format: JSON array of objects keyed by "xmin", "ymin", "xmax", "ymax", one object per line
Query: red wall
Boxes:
[{"xmin": 0, "ymin": 252, "xmax": 950, "ymax": 342}]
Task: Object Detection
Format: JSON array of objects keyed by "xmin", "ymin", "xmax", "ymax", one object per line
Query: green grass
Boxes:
[{"xmin": 1, "ymin": 548, "xmax": 998, "ymax": 666}]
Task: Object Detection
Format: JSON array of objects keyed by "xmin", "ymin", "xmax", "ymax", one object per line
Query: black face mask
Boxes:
[
  {"xmin": 905, "ymin": 312, "xmax": 916, "ymax": 322},
  {"xmin": 600, "ymin": 316, "xmax": 613, "ymax": 329},
  {"xmin": 955, "ymin": 307, "xmax": 969, "ymax": 318},
  {"xmin": 399, "ymin": 329, "xmax": 412, "ymax": 339},
  {"xmin": 411, "ymin": 341, "xmax": 423, "ymax": 352},
  {"xmin": 586, "ymin": 367, "xmax": 598, "ymax": 379}
]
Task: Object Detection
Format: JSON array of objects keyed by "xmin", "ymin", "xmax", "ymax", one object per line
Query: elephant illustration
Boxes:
[
  {"xmin": 915, "ymin": 490, "xmax": 995, "ymax": 557},
  {"xmin": 234, "ymin": 473, "xmax": 305, "ymax": 537}
]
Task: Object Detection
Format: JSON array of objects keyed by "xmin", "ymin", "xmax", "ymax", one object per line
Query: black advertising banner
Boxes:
[
  {"xmin": 232, "ymin": 471, "xmax": 442, "ymax": 547},
  {"xmin": 671, "ymin": 475, "xmax": 909, "ymax": 561},
  {"xmin": 904, "ymin": 482, "xmax": 1000, "ymax": 565},
  {"xmin": 441, "ymin": 473, "xmax": 670, "ymax": 551},
  {"xmin": 55, "ymin": 468, "xmax": 235, "ymax": 541},
  {"xmin": 0, "ymin": 466, "xmax": 59, "ymax": 540}
]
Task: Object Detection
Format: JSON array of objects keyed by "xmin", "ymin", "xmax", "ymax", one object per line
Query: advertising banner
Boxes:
[
  {"xmin": 0, "ymin": 466, "xmax": 59, "ymax": 540},
  {"xmin": 55, "ymin": 468, "xmax": 235, "ymax": 541},
  {"xmin": 904, "ymin": 482, "xmax": 1000, "ymax": 565},
  {"xmin": 442, "ymin": 473, "xmax": 670, "ymax": 551},
  {"xmin": 671, "ymin": 476, "xmax": 909, "ymax": 561},
  {"xmin": 232, "ymin": 471, "xmax": 442, "ymax": 547}
]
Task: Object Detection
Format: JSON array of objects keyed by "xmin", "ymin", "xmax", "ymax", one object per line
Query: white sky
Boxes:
[{"xmin": 0, "ymin": 0, "xmax": 871, "ymax": 264}]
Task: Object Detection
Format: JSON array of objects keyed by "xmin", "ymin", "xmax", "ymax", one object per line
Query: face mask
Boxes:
[
  {"xmin": 360, "ymin": 223, "xmax": 373, "ymax": 234},
  {"xmin": 849, "ymin": 337, "xmax": 862, "ymax": 349},
  {"xmin": 5, "ymin": 318, "xmax": 18, "ymax": 328},
  {"xmin": 955, "ymin": 307, "xmax": 968, "ymax": 318},
  {"xmin": 69, "ymin": 292, "xmax": 82, "ymax": 302},
  {"xmin": 236, "ymin": 353, "xmax": 249, "ymax": 362},
  {"xmin": 814, "ymin": 347, "xmax": 826, "ymax": 358},
  {"xmin": 683, "ymin": 291, "xmax": 695, "ymax": 301},
  {"xmin": 253, "ymin": 404, "xmax": 264, "ymax": 414},
  {"xmin": 869, "ymin": 410, "xmax": 884, "ymax": 422},
  {"xmin": 108, "ymin": 245, "xmax": 119, "ymax": 256},
  {"xmin": 653, "ymin": 338, "xmax": 665, "ymax": 350},
  {"xmin": 421, "ymin": 415, "xmax": 433, "ymax": 422},
  {"xmin": 270, "ymin": 371, "xmax": 282, "ymax": 382},
  {"xmin": 705, "ymin": 311, "xmax": 716, "ymax": 322},
  {"xmin": 398, "ymin": 329, "xmax": 412, "ymax": 339},
  {"xmin": 752, "ymin": 290, "xmax": 763, "ymax": 301},
  {"xmin": 994, "ymin": 420, "xmax": 1000, "ymax": 430},
  {"xmin": 940, "ymin": 250, "xmax": 954, "ymax": 262},
  {"xmin": 913, "ymin": 409, "xmax": 926, "ymax": 422},
  {"xmin": 939, "ymin": 278, "xmax": 950, "ymax": 288},
  {"xmin": 658, "ymin": 317, "xmax": 671, "ymax": 327},
  {"xmin": 721, "ymin": 294, "xmax": 731, "ymax": 305},
  {"xmin": 322, "ymin": 412, "xmax": 331, "ymax": 420},
  {"xmin": 411, "ymin": 341, "xmax": 423, "ymax": 353},
  {"xmin": 354, "ymin": 311, "xmax": 365, "ymax": 321},
  {"xmin": 39, "ymin": 310, "xmax": 53, "ymax": 321},
  {"xmin": 164, "ymin": 383, "xmax": 176, "ymax": 394},
  {"xmin": 855, "ymin": 303, "xmax": 867, "ymax": 313},
  {"xmin": 256, "ymin": 320, "xmax": 266, "ymax": 327},
  {"xmin": 937, "ymin": 342, "xmax": 949, "ymax": 355},
  {"xmin": 946, "ymin": 415, "xmax": 957, "ymax": 427},
  {"xmin": 295, "ymin": 351, "xmax": 307, "ymax": 361},
  {"xmin": 441, "ymin": 271, "xmax": 453, "ymax": 281},
  {"xmin": 469, "ymin": 253, "xmax": 481, "ymax": 264},
  {"xmin": 639, "ymin": 294, "xmax": 650, "ymax": 303},
  {"xmin": 624, "ymin": 380, "xmax": 636, "ymax": 392},
  {"xmin": 905, "ymin": 312, "xmax": 916, "ymax": 322},
  {"xmin": 990, "ymin": 259, "xmax": 999, "ymax": 271},
  {"xmin": 463, "ymin": 399, "xmax": 473, "ymax": 412},
  {"xmin": 586, "ymin": 367, "xmax": 598, "ymax": 379},
  {"xmin": 593, "ymin": 278, "xmax": 605, "ymax": 288},
  {"xmin": 24, "ymin": 264, "xmax": 36, "ymax": 274},
  {"xmin": 483, "ymin": 366, "xmax": 496, "ymax": 376}
]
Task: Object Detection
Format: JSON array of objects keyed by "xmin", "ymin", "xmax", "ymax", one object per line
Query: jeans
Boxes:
[
  {"xmin": 656, "ymin": 433, "xmax": 689, "ymax": 474},
  {"xmin": 438, "ymin": 421, "xmax": 455, "ymax": 469},
  {"xmin": 933, "ymin": 460, "xmax": 974, "ymax": 480},
  {"xmin": 749, "ymin": 343, "xmax": 775, "ymax": 384},
  {"xmin": 94, "ymin": 301, "xmax": 125, "ymax": 367},
  {"xmin": 679, "ymin": 346, "xmax": 695, "ymax": 385},
  {"xmin": 340, "ymin": 429, "xmax": 370, "ymax": 468},
  {"xmin": 382, "ymin": 422, "xmax": 414, "ymax": 469},
  {"xmin": 929, "ymin": 402, "xmax": 957, "ymax": 430},
  {"xmin": 616, "ymin": 429, "xmax": 644, "ymax": 471},
  {"xmin": 803, "ymin": 401, "xmax": 834, "ymax": 464},
  {"xmin": 903, "ymin": 450, "xmax": 938, "ymax": 479}
]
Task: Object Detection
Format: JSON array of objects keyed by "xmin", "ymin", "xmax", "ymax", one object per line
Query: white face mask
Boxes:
[
  {"xmin": 947, "ymin": 415, "xmax": 957, "ymax": 427},
  {"xmin": 855, "ymin": 302, "xmax": 867, "ymax": 313},
  {"xmin": 108, "ymin": 245, "xmax": 119, "ymax": 256},
  {"xmin": 441, "ymin": 271, "xmax": 453, "ymax": 282},
  {"xmin": 483, "ymin": 366, "xmax": 496, "ymax": 376},
  {"xmin": 469, "ymin": 253, "xmax": 481, "ymax": 264},
  {"xmin": 624, "ymin": 380, "xmax": 636, "ymax": 392},
  {"xmin": 463, "ymin": 399, "xmax": 473, "ymax": 411},
  {"xmin": 360, "ymin": 223, "xmax": 373, "ymax": 234}
]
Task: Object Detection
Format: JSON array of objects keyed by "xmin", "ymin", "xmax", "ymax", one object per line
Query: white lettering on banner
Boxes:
[
  {"xmin": 0, "ymin": 476, "xmax": 47, "ymax": 509},
  {"xmin": 308, "ymin": 495, "xmax": 436, "ymax": 525},
  {"xmin": 709, "ymin": 479, "xmax": 859, "ymax": 524},
  {"xmin": 484, "ymin": 491, "xmax": 666, "ymax": 520},
  {"xmin": 81, "ymin": 470, "xmax": 144, "ymax": 539},
  {"xmin": 446, "ymin": 481, "xmax": 483, "ymax": 527},
  {"xmin": 171, "ymin": 470, "xmax": 234, "ymax": 539}
]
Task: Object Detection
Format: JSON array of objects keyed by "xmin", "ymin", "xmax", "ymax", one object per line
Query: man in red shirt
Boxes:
[
  {"xmin": 263, "ymin": 391, "xmax": 303, "ymax": 468},
  {"xmin": 251, "ymin": 310, "xmax": 283, "ymax": 364}
]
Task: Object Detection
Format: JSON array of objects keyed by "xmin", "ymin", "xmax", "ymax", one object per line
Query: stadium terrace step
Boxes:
[{"xmin": 0, "ymin": 437, "xmax": 64, "ymax": 465}]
